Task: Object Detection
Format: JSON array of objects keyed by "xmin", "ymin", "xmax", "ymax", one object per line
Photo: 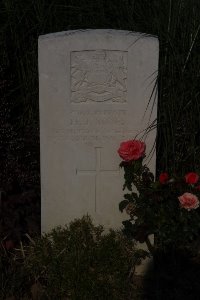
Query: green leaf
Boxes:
[
  {"xmin": 133, "ymin": 159, "xmax": 143, "ymax": 172},
  {"xmin": 131, "ymin": 192, "xmax": 139, "ymax": 200},
  {"xmin": 124, "ymin": 192, "xmax": 139, "ymax": 201},
  {"xmin": 119, "ymin": 200, "xmax": 129, "ymax": 212},
  {"xmin": 124, "ymin": 193, "xmax": 133, "ymax": 201},
  {"xmin": 122, "ymin": 220, "xmax": 134, "ymax": 229}
]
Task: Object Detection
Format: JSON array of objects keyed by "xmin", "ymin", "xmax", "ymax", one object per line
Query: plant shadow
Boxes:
[{"xmin": 142, "ymin": 248, "xmax": 200, "ymax": 300}]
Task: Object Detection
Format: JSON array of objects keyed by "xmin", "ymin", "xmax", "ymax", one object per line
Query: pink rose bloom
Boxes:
[
  {"xmin": 118, "ymin": 140, "xmax": 146, "ymax": 162},
  {"xmin": 185, "ymin": 172, "xmax": 199, "ymax": 184},
  {"xmin": 178, "ymin": 192, "xmax": 199, "ymax": 211}
]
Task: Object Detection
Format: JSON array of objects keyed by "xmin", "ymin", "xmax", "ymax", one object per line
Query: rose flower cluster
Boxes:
[
  {"xmin": 118, "ymin": 139, "xmax": 200, "ymax": 211},
  {"xmin": 118, "ymin": 139, "xmax": 200, "ymax": 250},
  {"xmin": 159, "ymin": 171, "xmax": 200, "ymax": 211}
]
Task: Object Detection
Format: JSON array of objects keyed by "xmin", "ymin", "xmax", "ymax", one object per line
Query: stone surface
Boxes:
[{"xmin": 39, "ymin": 29, "xmax": 159, "ymax": 233}]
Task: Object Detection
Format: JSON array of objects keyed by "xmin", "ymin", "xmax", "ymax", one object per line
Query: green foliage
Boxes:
[
  {"xmin": 26, "ymin": 215, "xmax": 135, "ymax": 299},
  {"xmin": 0, "ymin": 216, "xmax": 145, "ymax": 299}
]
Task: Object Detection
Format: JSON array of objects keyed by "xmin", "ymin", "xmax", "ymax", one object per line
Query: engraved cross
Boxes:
[{"xmin": 76, "ymin": 147, "xmax": 119, "ymax": 212}]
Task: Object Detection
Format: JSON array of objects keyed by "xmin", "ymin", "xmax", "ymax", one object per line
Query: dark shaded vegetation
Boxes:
[
  {"xmin": 0, "ymin": 216, "xmax": 141, "ymax": 299},
  {"xmin": 144, "ymin": 248, "xmax": 200, "ymax": 300}
]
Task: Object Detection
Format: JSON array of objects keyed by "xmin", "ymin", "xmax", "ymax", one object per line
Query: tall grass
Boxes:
[
  {"xmin": 1, "ymin": 0, "xmax": 200, "ymax": 181},
  {"xmin": 156, "ymin": 0, "xmax": 200, "ymax": 174}
]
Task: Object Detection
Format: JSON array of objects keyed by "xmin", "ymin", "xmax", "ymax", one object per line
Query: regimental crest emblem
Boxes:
[{"xmin": 71, "ymin": 50, "xmax": 127, "ymax": 103}]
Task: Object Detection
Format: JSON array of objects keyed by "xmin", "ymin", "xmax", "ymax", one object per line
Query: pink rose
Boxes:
[
  {"xmin": 185, "ymin": 172, "xmax": 199, "ymax": 184},
  {"xmin": 178, "ymin": 192, "xmax": 199, "ymax": 211},
  {"xmin": 159, "ymin": 172, "xmax": 169, "ymax": 184},
  {"xmin": 117, "ymin": 140, "xmax": 146, "ymax": 162}
]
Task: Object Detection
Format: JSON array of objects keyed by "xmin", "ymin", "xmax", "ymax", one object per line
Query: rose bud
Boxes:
[
  {"xmin": 185, "ymin": 172, "xmax": 199, "ymax": 184},
  {"xmin": 159, "ymin": 172, "xmax": 169, "ymax": 184}
]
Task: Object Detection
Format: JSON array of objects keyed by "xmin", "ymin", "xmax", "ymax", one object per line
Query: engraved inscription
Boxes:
[
  {"xmin": 71, "ymin": 50, "xmax": 127, "ymax": 103},
  {"xmin": 50, "ymin": 110, "xmax": 128, "ymax": 144},
  {"xmin": 69, "ymin": 110, "xmax": 126, "ymax": 142}
]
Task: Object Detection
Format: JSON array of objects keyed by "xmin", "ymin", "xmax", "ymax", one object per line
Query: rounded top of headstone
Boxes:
[{"xmin": 38, "ymin": 29, "xmax": 158, "ymax": 41}]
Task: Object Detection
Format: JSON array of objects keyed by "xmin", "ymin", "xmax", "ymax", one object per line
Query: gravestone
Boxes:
[{"xmin": 39, "ymin": 30, "xmax": 159, "ymax": 236}]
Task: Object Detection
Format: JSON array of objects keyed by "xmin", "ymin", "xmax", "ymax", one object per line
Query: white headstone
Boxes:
[{"xmin": 39, "ymin": 29, "xmax": 159, "ymax": 233}]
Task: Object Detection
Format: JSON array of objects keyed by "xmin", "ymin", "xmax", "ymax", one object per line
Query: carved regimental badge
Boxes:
[{"xmin": 71, "ymin": 50, "xmax": 127, "ymax": 103}]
